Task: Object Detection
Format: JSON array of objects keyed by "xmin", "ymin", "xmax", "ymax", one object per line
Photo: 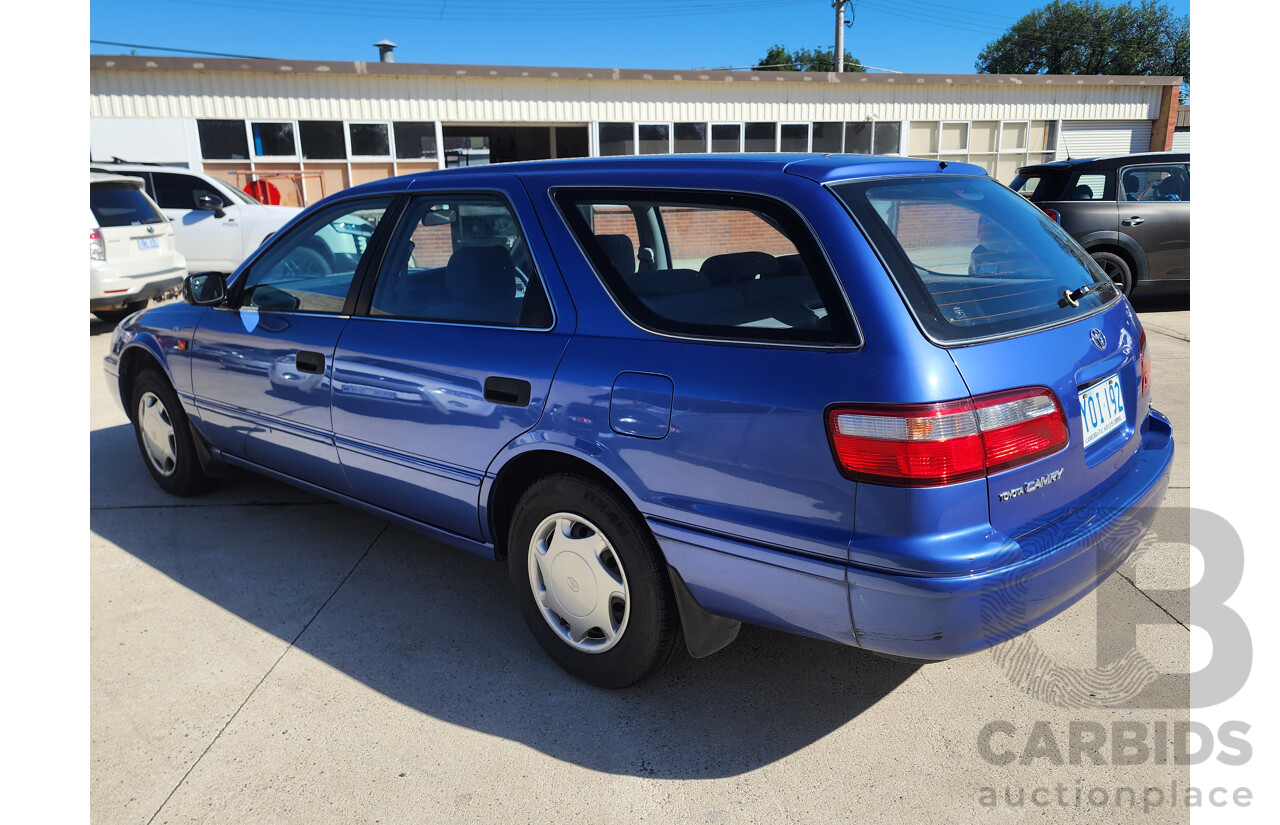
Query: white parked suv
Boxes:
[
  {"xmin": 90, "ymin": 173, "xmax": 187, "ymax": 323},
  {"xmin": 88, "ymin": 161, "xmax": 302, "ymax": 273}
]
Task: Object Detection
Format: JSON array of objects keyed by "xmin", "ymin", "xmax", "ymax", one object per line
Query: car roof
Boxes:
[
  {"xmin": 1017, "ymin": 151, "xmax": 1190, "ymax": 175},
  {"xmin": 90, "ymin": 172, "xmax": 146, "ymax": 188},
  {"xmin": 89, "ymin": 161, "xmax": 204, "ymax": 176},
  {"xmin": 341, "ymin": 153, "xmax": 990, "ymax": 197}
]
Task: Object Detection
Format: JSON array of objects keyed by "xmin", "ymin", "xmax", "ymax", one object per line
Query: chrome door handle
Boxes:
[{"xmin": 1122, "ymin": 216, "xmax": 1145, "ymax": 226}]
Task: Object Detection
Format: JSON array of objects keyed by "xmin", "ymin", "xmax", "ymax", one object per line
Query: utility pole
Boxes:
[{"xmin": 834, "ymin": 1, "xmax": 845, "ymax": 72}]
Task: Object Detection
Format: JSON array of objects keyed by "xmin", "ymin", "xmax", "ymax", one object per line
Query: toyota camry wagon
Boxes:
[{"xmin": 103, "ymin": 155, "xmax": 1173, "ymax": 688}]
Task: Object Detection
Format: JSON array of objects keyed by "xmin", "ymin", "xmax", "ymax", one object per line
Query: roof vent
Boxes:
[{"xmin": 375, "ymin": 40, "xmax": 397, "ymax": 63}]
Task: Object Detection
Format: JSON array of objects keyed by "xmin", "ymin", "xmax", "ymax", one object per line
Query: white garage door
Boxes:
[
  {"xmin": 1056, "ymin": 120, "xmax": 1154, "ymax": 158},
  {"xmin": 1171, "ymin": 130, "xmax": 1190, "ymax": 151}
]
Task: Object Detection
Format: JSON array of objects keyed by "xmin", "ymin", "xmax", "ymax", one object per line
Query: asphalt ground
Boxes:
[{"xmin": 90, "ymin": 294, "xmax": 1192, "ymax": 824}]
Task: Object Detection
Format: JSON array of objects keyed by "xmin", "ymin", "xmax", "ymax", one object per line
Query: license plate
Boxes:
[
  {"xmin": 137, "ymin": 237, "xmax": 159, "ymax": 250},
  {"xmin": 1079, "ymin": 374, "xmax": 1126, "ymax": 447}
]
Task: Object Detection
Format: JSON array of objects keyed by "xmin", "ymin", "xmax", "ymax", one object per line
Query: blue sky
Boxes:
[{"xmin": 89, "ymin": 0, "xmax": 1190, "ymax": 75}]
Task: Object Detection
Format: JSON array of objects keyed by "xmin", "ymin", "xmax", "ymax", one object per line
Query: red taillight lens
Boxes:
[
  {"xmin": 973, "ymin": 388, "xmax": 1069, "ymax": 474},
  {"xmin": 90, "ymin": 227, "xmax": 105, "ymax": 261},
  {"xmin": 1138, "ymin": 327, "xmax": 1151, "ymax": 397},
  {"xmin": 826, "ymin": 400, "xmax": 985, "ymax": 486},
  {"xmin": 1041, "ymin": 207, "xmax": 1061, "ymax": 224},
  {"xmin": 827, "ymin": 388, "xmax": 1069, "ymax": 487}
]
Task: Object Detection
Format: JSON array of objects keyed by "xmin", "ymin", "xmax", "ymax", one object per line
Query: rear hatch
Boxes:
[
  {"xmin": 90, "ymin": 178, "xmax": 182, "ymax": 276},
  {"xmin": 831, "ymin": 175, "xmax": 1147, "ymax": 537}
]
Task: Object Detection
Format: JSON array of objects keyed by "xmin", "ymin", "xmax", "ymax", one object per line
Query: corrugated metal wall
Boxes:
[
  {"xmin": 1057, "ymin": 120, "xmax": 1154, "ymax": 157},
  {"xmin": 90, "ymin": 69, "xmax": 1165, "ymax": 124}
]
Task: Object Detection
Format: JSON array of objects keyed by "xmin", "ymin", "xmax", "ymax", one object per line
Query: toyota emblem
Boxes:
[{"xmin": 1089, "ymin": 329, "xmax": 1106, "ymax": 350}]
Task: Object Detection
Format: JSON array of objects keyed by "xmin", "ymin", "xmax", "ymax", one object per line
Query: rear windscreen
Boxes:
[
  {"xmin": 90, "ymin": 184, "xmax": 165, "ymax": 227},
  {"xmin": 833, "ymin": 176, "xmax": 1117, "ymax": 343}
]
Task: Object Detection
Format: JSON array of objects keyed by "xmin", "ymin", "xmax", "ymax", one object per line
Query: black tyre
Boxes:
[
  {"xmin": 93, "ymin": 301, "xmax": 148, "ymax": 324},
  {"xmin": 1091, "ymin": 251, "xmax": 1134, "ymax": 296},
  {"xmin": 130, "ymin": 369, "xmax": 217, "ymax": 496},
  {"xmin": 508, "ymin": 474, "xmax": 681, "ymax": 688}
]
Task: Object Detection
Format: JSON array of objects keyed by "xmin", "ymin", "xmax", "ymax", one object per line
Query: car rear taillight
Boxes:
[
  {"xmin": 90, "ymin": 228, "xmax": 105, "ymax": 261},
  {"xmin": 1138, "ymin": 327, "xmax": 1151, "ymax": 398},
  {"xmin": 1041, "ymin": 207, "xmax": 1061, "ymax": 224},
  {"xmin": 826, "ymin": 387, "xmax": 1068, "ymax": 487}
]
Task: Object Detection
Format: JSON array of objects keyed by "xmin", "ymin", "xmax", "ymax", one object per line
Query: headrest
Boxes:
[
  {"xmin": 700, "ymin": 251, "xmax": 780, "ymax": 285},
  {"xmin": 629, "ymin": 269, "xmax": 708, "ymax": 296},
  {"xmin": 595, "ymin": 234, "xmax": 636, "ymax": 276},
  {"xmin": 446, "ymin": 245, "xmax": 516, "ymax": 304}
]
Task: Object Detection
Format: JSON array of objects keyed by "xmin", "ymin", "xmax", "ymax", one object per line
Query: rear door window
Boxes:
[
  {"xmin": 833, "ymin": 175, "xmax": 1117, "ymax": 343},
  {"xmin": 554, "ymin": 188, "xmax": 857, "ymax": 346},
  {"xmin": 90, "ymin": 183, "xmax": 165, "ymax": 227}
]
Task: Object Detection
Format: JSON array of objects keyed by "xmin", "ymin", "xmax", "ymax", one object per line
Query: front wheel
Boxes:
[
  {"xmin": 130, "ymin": 369, "xmax": 217, "ymax": 496},
  {"xmin": 1091, "ymin": 251, "xmax": 1134, "ymax": 296},
  {"xmin": 507, "ymin": 474, "xmax": 681, "ymax": 688}
]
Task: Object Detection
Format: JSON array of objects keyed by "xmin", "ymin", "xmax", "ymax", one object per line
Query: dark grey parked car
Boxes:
[{"xmin": 1011, "ymin": 152, "xmax": 1189, "ymax": 296}]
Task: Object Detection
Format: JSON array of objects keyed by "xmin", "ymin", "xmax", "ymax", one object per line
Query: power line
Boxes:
[{"xmin": 89, "ymin": 39, "xmax": 274, "ymax": 60}]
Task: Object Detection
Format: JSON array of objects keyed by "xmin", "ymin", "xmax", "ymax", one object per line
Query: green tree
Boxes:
[
  {"xmin": 975, "ymin": 1, "xmax": 1189, "ymax": 86},
  {"xmin": 755, "ymin": 44, "xmax": 865, "ymax": 72}
]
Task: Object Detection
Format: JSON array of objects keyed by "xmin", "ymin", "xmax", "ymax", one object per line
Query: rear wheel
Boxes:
[
  {"xmin": 507, "ymin": 474, "xmax": 681, "ymax": 688},
  {"xmin": 130, "ymin": 369, "xmax": 216, "ymax": 496},
  {"xmin": 1091, "ymin": 251, "xmax": 1133, "ymax": 296}
]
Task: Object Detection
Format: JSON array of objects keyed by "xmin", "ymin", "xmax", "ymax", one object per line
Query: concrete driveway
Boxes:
[{"xmin": 90, "ymin": 295, "xmax": 1191, "ymax": 824}]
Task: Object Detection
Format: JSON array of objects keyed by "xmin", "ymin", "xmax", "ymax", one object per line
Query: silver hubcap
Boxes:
[
  {"xmin": 527, "ymin": 513, "xmax": 630, "ymax": 653},
  {"xmin": 137, "ymin": 392, "xmax": 177, "ymax": 477}
]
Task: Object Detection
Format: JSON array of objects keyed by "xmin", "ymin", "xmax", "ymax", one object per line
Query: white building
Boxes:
[{"xmin": 90, "ymin": 54, "xmax": 1183, "ymax": 207}]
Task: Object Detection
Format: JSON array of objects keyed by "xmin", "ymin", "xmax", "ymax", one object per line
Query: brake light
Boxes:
[
  {"xmin": 826, "ymin": 387, "xmax": 1068, "ymax": 487},
  {"xmin": 90, "ymin": 228, "xmax": 105, "ymax": 261},
  {"xmin": 1138, "ymin": 327, "xmax": 1151, "ymax": 397},
  {"xmin": 1041, "ymin": 207, "xmax": 1061, "ymax": 224}
]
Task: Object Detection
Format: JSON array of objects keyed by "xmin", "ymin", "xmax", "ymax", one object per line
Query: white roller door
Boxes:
[
  {"xmin": 1171, "ymin": 130, "xmax": 1190, "ymax": 151},
  {"xmin": 1056, "ymin": 120, "xmax": 1153, "ymax": 158}
]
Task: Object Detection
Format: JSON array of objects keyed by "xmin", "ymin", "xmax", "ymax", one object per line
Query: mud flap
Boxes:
[{"xmin": 667, "ymin": 565, "xmax": 741, "ymax": 658}]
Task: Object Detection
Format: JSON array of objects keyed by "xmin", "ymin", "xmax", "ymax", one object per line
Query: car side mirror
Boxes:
[
  {"xmin": 183, "ymin": 271, "xmax": 227, "ymax": 306},
  {"xmin": 196, "ymin": 194, "xmax": 226, "ymax": 219}
]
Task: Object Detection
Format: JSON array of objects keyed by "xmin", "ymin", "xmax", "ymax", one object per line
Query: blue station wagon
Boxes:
[{"xmin": 104, "ymin": 155, "xmax": 1173, "ymax": 688}]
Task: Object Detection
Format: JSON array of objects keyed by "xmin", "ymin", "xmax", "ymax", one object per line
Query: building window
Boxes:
[
  {"xmin": 711, "ymin": 123, "xmax": 741, "ymax": 153},
  {"xmin": 845, "ymin": 121, "xmax": 902, "ymax": 155},
  {"xmin": 299, "ymin": 121, "xmax": 347, "ymax": 160},
  {"xmin": 197, "ymin": 119, "xmax": 249, "ymax": 160},
  {"xmin": 811, "ymin": 122, "xmax": 842, "ymax": 153},
  {"xmin": 1000, "ymin": 121, "xmax": 1029, "ymax": 152},
  {"xmin": 252, "ymin": 122, "xmax": 296, "ymax": 157},
  {"xmin": 598, "ymin": 122, "xmax": 634, "ymax": 156},
  {"xmin": 780, "ymin": 123, "xmax": 809, "ymax": 152},
  {"xmin": 349, "ymin": 123, "xmax": 391, "ymax": 157},
  {"xmin": 394, "ymin": 122, "xmax": 439, "ymax": 160},
  {"xmin": 674, "ymin": 123, "xmax": 707, "ymax": 154},
  {"xmin": 744, "ymin": 122, "xmax": 776, "ymax": 152},
  {"xmin": 939, "ymin": 122, "xmax": 969, "ymax": 154},
  {"xmin": 872, "ymin": 121, "xmax": 901, "ymax": 155},
  {"xmin": 638, "ymin": 123, "xmax": 671, "ymax": 155},
  {"xmin": 905, "ymin": 119, "xmax": 1057, "ymax": 183}
]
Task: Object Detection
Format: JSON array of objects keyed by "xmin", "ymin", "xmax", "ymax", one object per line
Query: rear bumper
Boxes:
[
  {"xmin": 655, "ymin": 408, "xmax": 1174, "ymax": 659},
  {"xmin": 89, "ymin": 270, "xmax": 184, "ymax": 309}
]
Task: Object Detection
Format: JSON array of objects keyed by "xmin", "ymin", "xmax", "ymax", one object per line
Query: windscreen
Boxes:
[
  {"xmin": 832, "ymin": 175, "xmax": 1116, "ymax": 343},
  {"xmin": 90, "ymin": 183, "xmax": 165, "ymax": 227}
]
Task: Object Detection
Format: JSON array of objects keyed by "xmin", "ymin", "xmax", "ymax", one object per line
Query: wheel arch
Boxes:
[
  {"xmin": 484, "ymin": 443, "xmax": 649, "ymax": 562},
  {"xmin": 1078, "ymin": 231, "xmax": 1148, "ymax": 283},
  {"xmin": 116, "ymin": 340, "xmax": 171, "ymax": 421}
]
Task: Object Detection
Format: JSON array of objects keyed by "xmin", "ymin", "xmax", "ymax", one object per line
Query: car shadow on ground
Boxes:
[
  {"xmin": 1129, "ymin": 293, "xmax": 1190, "ymax": 313},
  {"xmin": 91, "ymin": 423, "xmax": 918, "ymax": 779}
]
